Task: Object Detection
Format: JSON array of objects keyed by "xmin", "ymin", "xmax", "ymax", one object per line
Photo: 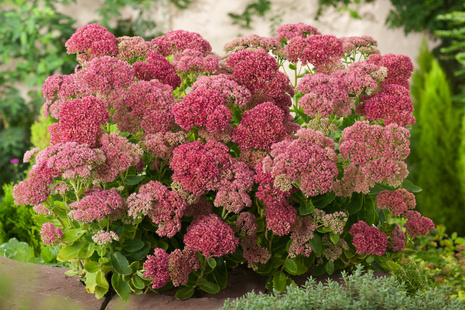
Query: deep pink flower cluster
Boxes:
[
  {"xmin": 75, "ymin": 56, "xmax": 135, "ymax": 97},
  {"xmin": 172, "ymin": 88, "xmax": 230, "ymax": 134},
  {"xmin": 13, "ymin": 161, "xmax": 56, "ymax": 205},
  {"xmin": 339, "ymin": 36, "xmax": 379, "ymax": 55},
  {"xmin": 358, "ymin": 84, "xmax": 415, "ymax": 127},
  {"xmin": 92, "ymin": 230, "xmax": 119, "ymax": 246},
  {"xmin": 285, "ymin": 35, "xmax": 344, "ymax": 68},
  {"xmin": 240, "ymin": 235, "xmax": 271, "ymax": 267},
  {"xmin": 113, "ymin": 80, "xmax": 176, "ymax": 135},
  {"xmin": 183, "ymin": 196, "xmax": 213, "ymax": 218},
  {"xmin": 172, "ymin": 49, "xmax": 219, "ymax": 74},
  {"xmin": 143, "ymin": 248, "xmax": 170, "ymax": 289},
  {"xmin": 336, "ymin": 121, "xmax": 410, "ymax": 195},
  {"xmin": 255, "ymin": 162, "xmax": 293, "ymax": 208},
  {"xmin": 224, "ymin": 34, "xmax": 281, "ymax": 53},
  {"xmin": 168, "ymin": 248, "xmax": 200, "ymax": 287},
  {"xmin": 141, "ymin": 131, "xmax": 189, "ymax": 163},
  {"xmin": 116, "ymin": 36, "xmax": 156, "ymax": 62},
  {"xmin": 65, "ymin": 24, "xmax": 117, "ymax": 63},
  {"xmin": 151, "ymin": 30, "xmax": 212, "ymax": 56},
  {"xmin": 403, "ymin": 211, "xmax": 435, "ymax": 239},
  {"xmin": 332, "ymin": 61, "xmax": 386, "ymax": 97},
  {"xmin": 289, "ymin": 216, "xmax": 318, "ymax": 258},
  {"xmin": 96, "ymin": 133, "xmax": 143, "ymax": 183},
  {"xmin": 68, "ymin": 187, "xmax": 123, "ymax": 223},
  {"xmin": 232, "ymin": 102, "xmax": 296, "ymax": 151},
  {"xmin": 48, "ymin": 96, "xmax": 109, "ymax": 148},
  {"xmin": 349, "ymin": 220, "xmax": 387, "ymax": 256},
  {"xmin": 184, "ymin": 213, "xmax": 239, "ymax": 257},
  {"xmin": 275, "ymin": 23, "xmax": 321, "ymax": 43},
  {"xmin": 127, "ymin": 181, "xmax": 186, "ymax": 238},
  {"xmin": 387, "ymin": 223, "xmax": 406, "ymax": 252},
  {"xmin": 191, "ymin": 74, "xmax": 252, "ymax": 109},
  {"xmin": 367, "ymin": 53, "xmax": 414, "ymax": 88},
  {"xmin": 262, "ymin": 128, "xmax": 338, "ymax": 197},
  {"xmin": 133, "ymin": 52, "xmax": 181, "ymax": 89},
  {"xmin": 296, "ymin": 73, "xmax": 353, "ymax": 117},
  {"xmin": 322, "ymin": 235, "xmax": 349, "ymax": 262},
  {"xmin": 266, "ymin": 200, "xmax": 297, "ymax": 236},
  {"xmin": 40, "ymin": 222, "xmax": 63, "ymax": 245},
  {"xmin": 377, "ymin": 189, "xmax": 416, "ymax": 217}
]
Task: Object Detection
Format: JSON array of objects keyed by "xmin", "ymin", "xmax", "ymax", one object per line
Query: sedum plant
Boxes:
[{"xmin": 13, "ymin": 23, "xmax": 434, "ymax": 303}]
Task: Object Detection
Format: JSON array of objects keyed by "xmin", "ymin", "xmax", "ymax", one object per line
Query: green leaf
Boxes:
[
  {"xmin": 198, "ymin": 279, "xmax": 220, "ymax": 294},
  {"xmin": 284, "ymin": 258, "xmax": 308, "ymax": 276},
  {"xmin": 330, "ymin": 232, "xmax": 340, "ymax": 244},
  {"xmin": 123, "ymin": 241, "xmax": 151, "ymax": 262},
  {"xmin": 369, "ymin": 183, "xmax": 396, "ymax": 196},
  {"xmin": 112, "ymin": 272, "xmax": 131, "ymax": 301},
  {"xmin": 365, "ymin": 255, "xmax": 375, "ymax": 264},
  {"xmin": 455, "ymin": 237, "xmax": 465, "ymax": 245},
  {"xmin": 402, "ymin": 179, "xmax": 422, "ymax": 193},
  {"xmin": 96, "ymin": 270, "xmax": 109, "ymax": 289},
  {"xmin": 299, "ymin": 198, "xmax": 315, "ymax": 216},
  {"xmin": 346, "ymin": 193, "xmax": 363, "ymax": 214},
  {"xmin": 385, "ymin": 260, "xmax": 401, "ymax": 271},
  {"xmin": 359, "ymin": 195, "xmax": 378, "ymax": 225},
  {"xmin": 94, "ymin": 285, "xmax": 108, "ymax": 300},
  {"xmin": 132, "ymin": 275, "xmax": 145, "ymax": 290},
  {"xmin": 308, "ymin": 234, "xmax": 322, "ymax": 254},
  {"xmin": 175, "ymin": 286, "xmax": 195, "ymax": 300},
  {"xmin": 84, "ymin": 261, "xmax": 100, "ymax": 273},
  {"xmin": 78, "ymin": 243, "xmax": 95, "ymax": 259},
  {"xmin": 273, "ymin": 272, "xmax": 287, "ymax": 292},
  {"xmin": 60, "ymin": 229, "xmax": 85, "ymax": 244},
  {"xmin": 207, "ymin": 257, "xmax": 217, "ymax": 269},
  {"xmin": 325, "ymin": 261, "xmax": 335, "ymax": 275},
  {"xmin": 122, "ymin": 238, "xmax": 145, "ymax": 252},
  {"xmin": 312, "ymin": 192, "xmax": 336, "ymax": 208},
  {"xmin": 289, "ymin": 63, "xmax": 297, "ymax": 70},
  {"xmin": 213, "ymin": 258, "xmax": 228, "ymax": 289},
  {"xmin": 57, "ymin": 241, "xmax": 86, "ymax": 262},
  {"xmin": 111, "ymin": 252, "xmax": 132, "ymax": 275},
  {"xmin": 124, "ymin": 175, "xmax": 145, "ymax": 185}
]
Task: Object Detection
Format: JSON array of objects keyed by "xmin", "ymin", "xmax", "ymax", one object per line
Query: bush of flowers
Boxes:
[{"xmin": 13, "ymin": 23, "xmax": 435, "ymax": 301}]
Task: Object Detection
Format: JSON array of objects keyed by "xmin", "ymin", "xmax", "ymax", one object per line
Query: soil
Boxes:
[{"xmin": 0, "ymin": 255, "xmax": 388, "ymax": 310}]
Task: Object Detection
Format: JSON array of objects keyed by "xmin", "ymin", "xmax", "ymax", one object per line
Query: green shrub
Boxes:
[
  {"xmin": 0, "ymin": 238, "xmax": 66, "ymax": 268},
  {"xmin": 222, "ymin": 265, "xmax": 464, "ymax": 310}
]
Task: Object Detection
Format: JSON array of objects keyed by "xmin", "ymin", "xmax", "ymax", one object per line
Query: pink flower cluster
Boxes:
[
  {"xmin": 152, "ymin": 30, "xmax": 212, "ymax": 56},
  {"xmin": 168, "ymin": 248, "xmax": 200, "ymax": 287},
  {"xmin": 127, "ymin": 181, "xmax": 186, "ymax": 238},
  {"xmin": 367, "ymin": 53, "xmax": 414, "ymax": 89},
  {"xmin": 262, "ymin": 128, "xmax": 338, "ymax": 197},
  {"xmin": 40, "ymin": 222, "xmax": 63, "ymax": 245},
  {"xmin": 191, "ymin": 74, "xmax": 251, "ymax": 109},
  {"xmin": 336, "ymin": 121, "xmax": 410, "ymax": 195},
  {"xmin": 42, "ymin": 74, "xmax": 80, "ymax": 118},
  {"xmin": 172, "ymin": 88, "xmax": 230, "ymax": 135},
  {"xmin": 49, "ymin": 96, "xmax": 109, "ymax": 148},
  {"xmin": 232, "ymin": 212, "xmax": 257, "ymax": 236},
  {"xmin": 224, "ymin": 34, "xmax": 281, "ymax": 53},
  {"xmin": 240, "ymin": 235, "xmax": 271, "ymax": 267},
  {"xmin": 92, "ymin": 230, "xmax": 119, "ymax": 246},
  {"xmin": 296, "ymin": 73, "xmax": 353, "ymax": 117},
  {"xmin": 172, "ymin": 49, "xmax": 219, "ymax": 74},
  {"xmin": 349, "ymin": 220, "xmax": 387, "ymax": 256},
  {"xmin": 183, "ymin": 196, "xmax": 213, "ymax": 218},
  {"xmin": 96, "ymin": 133, "xmax": 143, "ymax": 183},
  {"xmin": 65, "ymin": 24, "xmax": 117, "ymax": 63},
  {"xmin": 332, "ymin": 61, "xmax": 386, "ymax": 97},
  {"xmin": 141, "ymin": 131, "xmax": 189, "ymax": 163},
  {"xmin": 133, "ymin": 52, "xmax": 181, "ymax": 90},
  {"xmin": 68, "ymin": 187, "xmax": 123, "ymax": 223},
  {"xmin": 184, "ymin": 214, "xmax": 239, "ymax": 257},
  {"xmin": 339, "ymin": 35, "xmax": 379, "ymax": 56},
  {"xmin": 322, "ymin": 235, "xmax": 349, "ymax": 262},
  {"xmin": 314, "ymin": 209, "xmax": 348, "ymax": 234},
  {"xmin": 403, "ymin": 211, "xmax": 435, "ymax": 239},
  {"xmin": 377, "ymin": 189, "xmax": 416, "ymax": 217},
  {"xmin": 116, "ymin": 36, "xmax": 156, "ymax": 62},
  {"xmin": 275, "ymin": 23, "xmax": 321, "ymax": 43},
  {"xmin": 387, "ymin": 223, "xmax": 406, "ymax": 252},
  {"xmin": 113, "ymin": 80, "xmax": 176, "ymax": 135},
  {"xmin": 358, "ymin": 84, "xmax": 415, "ymax": 127},
  {"xmin": 285, "ymin": 35, "xmax": 344, "ymax": 68},
  {"xmin": 143, "ymin": 248, "xmax": 170, "ymax": 289},
  {"xmin": 289, "ymin": 216, "xmax": 318, "ymax": 257},
  {"xmin": 266, "ymin": 200, "xmax": 297, "ymax": 236}
]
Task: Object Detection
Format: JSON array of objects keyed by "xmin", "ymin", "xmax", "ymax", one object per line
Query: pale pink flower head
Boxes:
[
  {"xmin": 286, "ymin": 35, "xmax": 344, "ymax": 68},
  {"xmin": 377, "ymin": 189, "xmax": 416, "ymax": 217},
  {"xmin": 232, "ymin": 102, "xmax": 295, "ymax": 151},
  {"xmin": 113, "ymin": 80, "xmax": 176, "ymax": 135},
  {"xmin": 184, "ymin": 213, "xmax": 239, "ymax": 257},
  {"xmin": 367, "ymin": 53, "xmax": 414, "ymax": 88},
  {"xmin": 133, "ymin": 52, "xmax": 181, "ymax": 89},
  {"xmin": 289, "ymin": 216, "xmax": 318, "ymax": 258},
  {"xmin": 403, "ymin": 211, "xmax": 435, "ymax": 239},
  {"xmin": 68, "ymin": 187, "xmax": 124, "ymax": 223},
  {"xmin": 358, "ymin": 84, "xmax": 415, "ymax": 127},
  {"xmin": 232, "ymin": 212, "xmax": 257, "ymax": 236},
  {"xmin": 275, "ymin": 23, "xmax": 321, "ymax": 43},
  {"xmin": 40, "ymin": 222, "xmax": 63, "ymax": 245},
  {"xmin": 141, "ymin": 131, "xmax": 189, "ymax": 163},
  {"xmin": 240, "ymin": 235, "xmax": 271, "ymax": 267},
  {"xmin": 172, "ymin": 49, "xmax": 219, "ymax": 74},
  {"xmin": 296, "ymin": 73, "xmax": 353, "ymax": 117},
  {"xmin": 349, "ymin": 220, "xmax": 387, "ymax": 256},
  {"xmin": 151, "ymin": 30, "xmax": 212, "ymax": 56},
  {"xmin": 92, "ymin": 230, "xmax": 119, "ymax": 246},
  {"xmin": 33, "ymin": 204, "xmax": 51, "ymax": 215},
  {"xmin": 387, "ymin": 223, "xmax": 406, "ymax": 252},
  {"xmin": 255, "ymin": 162, "xmax": 293, "ymax": 208},
  {"xmin": 48, "ymin": 96, "xmax": 109, "ymax": 148},
  {"xmin": 143, "ymin": 248, "xmax": 170, "ymax": 289},
  {"xmin": 339, "ymin": 35, "xmax": 379, "ymax": 56},
  {"xmin": 13, "ymin": 163, "xmax": 55, "ymax": 206},
  {"xmin": 332, "ymin": 61, "xmax": 386, "ymax": 97},
  {"xmin": 224, "ymin": 34, "xmax": 281, "ymax": 53},
  {"xmin": 168, "ymin": 248, "xmax": 200, "ymax": 287},
  {"xmin": 65, "ymin": 24, "xmax": 117, "ymax": 62},
  {"xmin": 23, "ymin": 147, "xmax": 40, "ymax": 163},
  {"xmin": 116, "ymin": 36, "xmax": 156, "ymax": 62},
  {"xmin": 172, "ymin": 88, "xmax": 230, "ymax": 134},
  {"xmin": 191, "ymin": 74, "xmax": 252, "ymax": 109},
  {"xmin": 322, "ymin": 234, "xmax": 349, "ymax": 262}
]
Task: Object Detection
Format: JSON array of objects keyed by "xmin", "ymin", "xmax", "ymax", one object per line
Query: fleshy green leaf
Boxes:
[
  {"xmin": 57, "ymin": 241, "xmax": 86, "ymax": 262},
  {"xmin": 112, "ymin": 272, "xmax": 131, "ymax": 301},
  {"xmin": 207, "ymin": 257, "xmax": 217, "ymax": 269},
  {"xmin": 213, "ymin": 258, "xmax": 228, "ymax": 289},
  {"xmin": 84, "ymin": 261, "xmax": 100, "ymax": 273},
  {"xmin": 346, "ymin": 193, "xmax": 363, "ymax": 214},
  {"xmin": 122, "ymin": 238, "xmax": 145, "ymax": 252},
  {"xmin": 325, "ymin": 261, "xmax": 335, "ymax": 275},
  {"xmin": 111, "ymin": 252, "xmax": 132, "ymax": 275},
  {"xmin": 402, "ymin": 179, "xmax": 422, "ymax": 193},
  {"xmin": 312, "ymin": 192, "xmax": 336, "ymax": 208},
  {"xmin": 273, "ymin": 272, "xmax": 287, "ymax": 292},
  {"xmin": 198, "ymin": 279, "xmax": 220, "ymax": 294},
  {"xmin": 299, "ymin": 198, "xmax": 315, "ymax": 216},
  {"xmin": 175, "ymin": 286, "xmax": 195, "ymax": 300},
  {"xmin": 308, "ymin": 234, "xmax": 322, "ymax": 254},
  {"xmin": 330, "ymin": 232, "xmax": 340, "ymax": 244},
  {"xmin": 284, "ymin": 258, "xmax": 308, "ymax": 276}
]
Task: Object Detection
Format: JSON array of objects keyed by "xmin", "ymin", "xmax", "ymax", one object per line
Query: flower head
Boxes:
[
  {"xmin": 92, "ymin": 230, "xmax": 119, "ymax": 246},
  {"xmin": 403, "ymin": 211, "xmax": 435, "ymax": 239},
  {"xmin": 377, "ymin": 189, "xmax": 416, "ymax": 217},
  {"xmin": 143, "ymin": 248, "xmax": 170, "ymax": 289},
  {"xmin": 151, "ymin": 30, "xmax": 212, "ymax": 56},
  {"xmin": 168, "ymin": 248, "xmax": 200, "ymax": 287},
  {"xmin": 40, "ymin": 222, "xmax": 63, "ymax": 245},
  {"xmin": 133, "ymin": 52, "xmax": 181, "ymax": 89},
  {"xmin": 172, "ymin": 49, "xmax": 219, "ymax": 74},
  {"xmin": 116, "ymin": 36, "xmax": 156, "ymax": 62},
  {"xmin": 286, "ymin": 35, "xmax": 344, "ymax": 68},
  {"xmin": 275, "ymin": 23, "xmax": 321, "ymax": 43},
  {"xmin": 387, "ymin": 223, "xmax": 406, "ymax": 252},
  {"xmin": 349, "ymin": 220, "xmax": 387, "ymax": 256},
  {"xmin": 65, "ymin": 24, "xmax": 117, "ymax": 62},
  {"xmin": 367, "ymin": 53, "xmax": 414, "ymax": 88}
]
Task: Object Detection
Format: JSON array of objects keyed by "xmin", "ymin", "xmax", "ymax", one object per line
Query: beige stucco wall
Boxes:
[{"xmin": 59, "ymin": 0, "xmax": 436, "ymax": 66}]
